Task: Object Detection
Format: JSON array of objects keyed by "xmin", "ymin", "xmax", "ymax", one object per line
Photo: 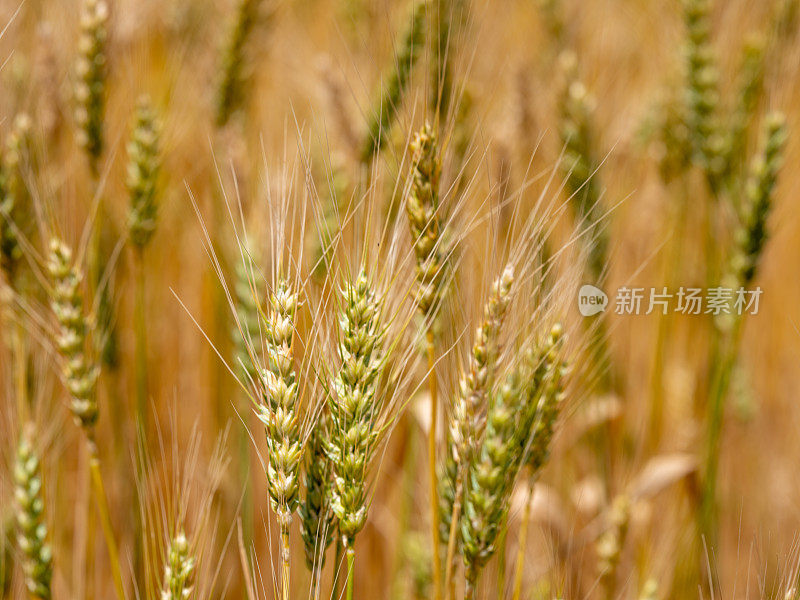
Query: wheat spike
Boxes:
[
  {"xmin": 299, "ymin": 409, "xmax": 336, "ymax": 569},
  {"xmin": 729, "ymin": 113, "xmax": 787, "ymax": 287},
  {"xmin": 683, "ymin": 0, "xmax": 728, "ymax": 192},
  {"xmin": 47, "ymin": 239, "xmax": 99, "ymax": 429},
  {"xmin": 74, "ymin": 0, "xmax": 108, "ymax": 173},
  {"xmin": 406, "ymin": 124, "xmax": 448, "ymax": 321},
  {"xmin": 257, "ymin": 279, "xmax": 303, "ymax": 523},
  {"xmin": 0, "ymin": 114, "xmax": 32, "ymax": 283},
  {"xmin": 127, "ymin": 96, "xmax": 162, "ymax": 248},
  {"xmin": 161, "ymin": 531, "xmax": 195, "ymax": 600},
  {"xmin": 327, "ymin": 268, "xmax": 387, "ymax": 544},
  {"xmin": 216, "ymin": 0, "xmax": 263, "ymax": 127},
  {"xmin": 441, "ymin": 265, "xmax": 514, "ymax": 595},
  {"xmin": 14, "ymin": 426, "xmax": 53, "ymax": 600},
  {"xmin": 361, "ymin": 0, "xmax": 427, "ymax": 162}
]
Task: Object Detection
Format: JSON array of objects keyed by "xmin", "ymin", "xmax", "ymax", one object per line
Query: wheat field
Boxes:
[{"xmin": 1, "ymin": 0, "xmax": 800, "ymax": 599}]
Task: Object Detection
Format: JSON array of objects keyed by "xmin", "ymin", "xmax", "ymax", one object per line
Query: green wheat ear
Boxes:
[
  {"xmin": 14, "ymin": 426, "xmax": 53, "ymax": 600},
  {"xmin": 0, "ymin": 114, "xmax": 33, "ymax": 284},
  {"xmin": 127, "ymin": 96, "xmax": 162, "ymax": 249},
  {"xmin": 232, "ymin": 248, "xmax": 261, "ymax": 382},
  {"xmin": 161, "ymin": 530, "xmax": 195, "ymax": 600},
  {"xmin": 216, "ymin": 0, "xmax": 264, "ymax": 127},
  {"xmin": 729, "ymin": 113, "xmax": 787, "ymax": 288},
  {"xmin": 327, "ymin": 268, "xmax": 387, "ymax": 544},
  {"xmin": 682, "ymin": 0, "xmax": 728, "ymax": 193},
  {"xmin": 75, "ymin": 0, "xmax": 108, "ymax": 173},
  {"xmin": 440, "ymin": 265, "xmax": 514, "ymax": 552},
  {"xmin": 558, "ymin": 52, "xmax": 609, "ymax": 279},
  {"xmin": 461, "ymin": 323, "xmax": 566, "ymax": 592},
  {"xmin": 299, "ymin": 409, "xmax": 336, "ymax": 569},
  {"xmin": 361, "ymin": 0, "xmax": 427, "ymax": 163}
]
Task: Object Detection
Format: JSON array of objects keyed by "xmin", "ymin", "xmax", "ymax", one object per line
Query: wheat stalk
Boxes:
[
  {"xmin": 404, "ymin": 122, "xmax": 448, "ymax": 600},
  {"xmin": 325, "ymin": 267, "xmax": 388, "ymax": 600},
  {"xmin": 701, "ymin": 112, "xmax": 788, "ymax": 544},
  {"xmin": 511, "ymin": 324, "xmax": 566, "ymax": 600},
  {"xmin": 47, "ymin": 238, "xmax": 126, "ymax": 600}
]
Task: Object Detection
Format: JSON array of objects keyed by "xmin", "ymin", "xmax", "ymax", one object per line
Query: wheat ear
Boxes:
[
  {"xmin": 74, "ymin": 0, "xmax": 108, "ymax": 174},
  {"xmin": 511, "ymin": 324, "xmax": 566, "ymax": 600},
  {"xmin": 216, "ymin": 0, "xmax": 262, "ymax": 127},
  {"xmin": 160, "ymin": 531, "xmax": 195, "ymax": 600},
  {"xmin": 442, "ymin": 265, "xmax": 514, "ymax": 600},
  {"xmin": 326, "ymin": 268, "xmax": 388, "ymax": 600},
  {"xmin": 405, "ymin": 123, "xmax": 448, "ymax": 600},
  {"xmin": 1, "ymin": 114, "xmax": 33, "ymax": 422},
  {"xmin": 0, "ymin": 114, "xmax": 32, "ymax": 283},
  {"xmin": 47, "ymin": 238, "xmax": 126, "ymax": 600},
  {"xmin": 299, "ymin": 409, "xmax": 336, "ymax": 592},
  {"xmin": 701, "ymin": 113, "xmax": 788, "ymax": 544},
  {"xmin": 257, "ymin": 279, "xmax": 303, "ymax": 600},
  {"xmin": 361, "ymin": 0, "xmax": 427, "ymax": 163},
  {"xmin": 14, "ymin": 425, "xmax": 53, "ymax": 600},
  {"xmin": 597, "ymin": 495, "xmax": 632, "ymax": 600},
  {"xmin": 683, "ymin": 0, "xmax": 728, "ymax": 193}
]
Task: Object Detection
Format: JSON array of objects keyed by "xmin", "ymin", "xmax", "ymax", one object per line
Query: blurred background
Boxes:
[{"xmin": 1, "ymin": 0, "xmax": 800, "ymax": 598}]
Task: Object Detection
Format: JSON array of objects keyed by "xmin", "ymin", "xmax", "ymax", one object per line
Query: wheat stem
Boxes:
[
  {"xmin": 87, "ymin": 436, "xmax": 125, "ymax": 600},
  {"xmin": 332, "ymin": 538, "xmax": 343, "ymax": 600},
  {"xmin": 133, "ymin": 249, "xmax": 148, "ymax": 438},
  {"xmin": 511, "ymin": 482, "xmax": 533, "ymax": 600},
  {"xmin": 426, "ymin": 330, "xmax": 442, "ymax": 600},
  {"xmin": 442, "ymin": 475, "xmax": 462, "ymax": 600},
  {"xmin": 281, "ymin": 527, "xmax": 291, "ymax": 600},
  {"xmin": 345, "ymin": 546, "xmax": 355, "ymax": 600},
  {"xmin": 12, "ymin": 319, "xmax": 27, "ymax": 423}
]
